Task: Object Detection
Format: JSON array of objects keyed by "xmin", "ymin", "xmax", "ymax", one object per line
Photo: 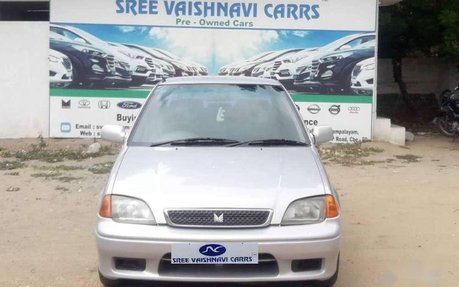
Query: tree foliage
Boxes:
[{"xmin": 379, "ymin": 0, "xmax": 459, "ymax": 60}]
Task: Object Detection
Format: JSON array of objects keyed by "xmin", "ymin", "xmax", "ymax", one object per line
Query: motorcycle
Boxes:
[{"xmin": 435, "ymin": 85, "xmax": 459, "ymax": 137}]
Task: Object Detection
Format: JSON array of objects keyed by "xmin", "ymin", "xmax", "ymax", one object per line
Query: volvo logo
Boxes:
[
  {"xmin": 213, "ymin": 213, "xmax": 224, "ymax": 223},
  {"xmin": 329, "ymin": 105, "xmax": 341, "ymax": 115},
  {"xmin": 307, "ymin": 104, "xmax": 321, "ymax": 114},
  {"xmin": 199, "ymin": 244, "xmax": 227, "ymax": 257},
  {"xmin": 117, "ymin": 101, "xmax": 142, "ymax": 110}
]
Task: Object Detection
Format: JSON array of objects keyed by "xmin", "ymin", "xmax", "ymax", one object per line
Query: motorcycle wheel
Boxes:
[{"xmin": 437, "ymin": 116, "xmax": 456, "ymax": 137}]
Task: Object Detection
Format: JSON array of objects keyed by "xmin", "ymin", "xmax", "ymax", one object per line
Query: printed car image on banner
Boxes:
[{"xmin": 49, "ymin": 0, "xmax": 378, "ymax": 143}]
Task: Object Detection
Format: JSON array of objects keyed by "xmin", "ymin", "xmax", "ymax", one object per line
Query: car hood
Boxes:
[{"xmin": 110, "ymin": 147, "xmax": 326, "ymax": 224}]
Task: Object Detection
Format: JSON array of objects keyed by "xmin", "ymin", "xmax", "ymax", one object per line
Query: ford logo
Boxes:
[
  {"xmin": 199, "ymin": 244, "xmax": 227, "ymax": 257},
  {"xmin": 117, "ymin": 101, "xmax": 142, "ymax": 110}
]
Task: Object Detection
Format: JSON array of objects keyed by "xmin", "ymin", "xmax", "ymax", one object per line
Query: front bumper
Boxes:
[{"xmin": 97, "ymin": 217, "xmax": 341, "ymax": 283}]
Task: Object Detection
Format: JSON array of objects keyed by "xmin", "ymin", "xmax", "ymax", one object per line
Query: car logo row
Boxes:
[
  {"xmin": 306, "ymin": 104, "xmax": 360, "ymax": 115},
  {"xmin": 61, "ymin": 99, "xmax": 142, "ymax": 110}
]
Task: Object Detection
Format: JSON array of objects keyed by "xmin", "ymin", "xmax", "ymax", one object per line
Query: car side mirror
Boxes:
[
  {"xmin": 101, "ymin": 125, "xmax": 126, "ymax": 144},
  {"xmin": 312, "ymin": 126, "xmax": 334, "ymax": 145},
  {"xmin": 339, "ymin": 44, "xmax": 352, "ymax": 51}
]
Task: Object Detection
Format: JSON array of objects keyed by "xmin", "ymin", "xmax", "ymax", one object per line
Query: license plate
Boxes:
[{"xmin": 171, "ymin": 243, "xmax": 258, "ymax": 265}]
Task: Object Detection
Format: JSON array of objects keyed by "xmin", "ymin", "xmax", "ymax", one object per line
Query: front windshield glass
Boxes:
[
  {"xmin": 130, "ymin": 84, "xmax": 308, "ymax": 146},
  {"xmin": 320, "ymin": 33, "xmax": 364, "ymax": 51},
  {"xmin": 355, "ymin": 39, "xmax": 376, "ymax": 49},
  {"xmin": 70, "ymin": 27, "xmax": 107, "ymax": 45},
  {"xmin": 153, "ymin": 48, "xmax": 181, "ymax": 60}
]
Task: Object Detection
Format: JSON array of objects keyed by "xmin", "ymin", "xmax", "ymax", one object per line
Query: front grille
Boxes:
[
  {"xmin": 310, "ymin": 60, "xmax": 320, "ymax": 77},
  {"xmin": 62, "ymin": 57, "xmax": 72, "ymax": 70},
  {"xmin": 158, "ymin": 253, "xmax": 278, "ymax": 277},
  {"xmin": 145, "ymin": 57, "xmax": 154, "ymax": 68},
  {"xmin": 166, "ymin": 209, "xmax": 271, "ymax": 228},
  {"xmin": 106, "ymin": 54, "xmax": 115, "ymax": 71},
  {"xmin": 272, "ymin": 60, "xmax": 282, "ymax": 71}
]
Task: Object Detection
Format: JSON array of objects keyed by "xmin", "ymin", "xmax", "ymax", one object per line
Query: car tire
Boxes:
[
  {"xmin": 315, "ymin": 256, "xmax": 339, "ymax": 287},
  {"xmin": 98, "ymin": 271, "xmax": 119, "ymax": 287}
]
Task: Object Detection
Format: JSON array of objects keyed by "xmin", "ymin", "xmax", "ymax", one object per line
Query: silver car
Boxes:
[{"xmin": 97, "ymin": 77, "xmax": 341, "ymax": 286}]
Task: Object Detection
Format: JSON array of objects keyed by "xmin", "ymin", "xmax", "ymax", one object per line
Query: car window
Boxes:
[
  {"xmin": 338, "ymin": 35, "xmax": 375, "ymax": 50},
  {"xmin": 130, "ymin": 84, "xmax": 308, "ymax": 146}
]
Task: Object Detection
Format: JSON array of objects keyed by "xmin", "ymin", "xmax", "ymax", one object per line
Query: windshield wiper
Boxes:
[
  {"xmin": 150, "ymin": 138, "xmax": 240, "ymax": 147},
  {"xmin": 227, "ymin": 139, "xmax": 308, "ymax": 147}
]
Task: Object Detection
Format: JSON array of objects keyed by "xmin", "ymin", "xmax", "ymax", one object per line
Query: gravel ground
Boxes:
[{"xmin": 1, "ymin": 135, "xmax": 458, "ymax": 287}]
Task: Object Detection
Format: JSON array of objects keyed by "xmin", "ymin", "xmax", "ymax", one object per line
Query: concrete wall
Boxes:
[
  {"xmin": 378, "ymin": 58, "xmax": 459, "ymax": 96},
  {"xmin": 0, "ymin": 22, "xmax": 49, "ymax": 139}
]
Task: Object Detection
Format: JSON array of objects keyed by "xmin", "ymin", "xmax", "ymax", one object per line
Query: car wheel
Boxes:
[{"xmin": 98, "ymin": 271, "xmax": 119, "ymax": 287}]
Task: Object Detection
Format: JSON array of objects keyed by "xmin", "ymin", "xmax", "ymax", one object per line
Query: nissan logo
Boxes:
[
  {"xmin": 117, "ymin": 101, "xmax": 142, "ymax": 110},
  {"xmin": 307, "ymin": 104, "xmax": 321, "ymax": 114},
  {"xmin": 199, "ymin": 244, "xmax": 227, "ymax": 257},
  {"xmin": 329, "ymin": 105, "xmax": 341, "ymax": 115}
]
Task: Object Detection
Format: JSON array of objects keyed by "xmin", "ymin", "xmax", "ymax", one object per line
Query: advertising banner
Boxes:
[{"xmin": 50, "ymin": 0, "xmax": 377, "ymax": 143}]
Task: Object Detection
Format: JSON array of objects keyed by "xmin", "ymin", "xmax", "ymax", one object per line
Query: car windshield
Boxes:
[
  {"xmin": 355, "ymin": 39, "xmax": 376, "ymax": 49},
  {"xmin": 153, "ymin": 48, "xmax": 182, "ymax": 60},
  {"xmin": 69, "ymin": 27, "xmax": 107, "ymax": 45},
  {"xmin": 130, "ymin": 84, "xmax": 309, "ymax": 146},
  {"xmin": 320, "ymin": 33, "xmax": 373, "ymax": 51}
]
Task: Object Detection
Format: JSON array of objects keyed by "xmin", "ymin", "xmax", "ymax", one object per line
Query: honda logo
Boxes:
[{"xmin": 98, "ymin": 100, "xmax": 111, "ymax": 109}]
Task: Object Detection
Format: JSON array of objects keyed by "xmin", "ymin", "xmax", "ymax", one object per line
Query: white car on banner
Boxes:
[
  {"xmin": 230, "ymin": 49, "xmax": 303, "ymax": 76},
  {"xmin": 50, "ymin": 24, "xmax": 152, "ymax": 87},
  {"xmin": 124, "ymin": 44, "xmax": 205, "ymax": 77},
  {"xmin": 122, "ymin": 44, "xmax": 176, "ymax": 79},
  {"xmin": 153, "ymin": 47, "xmax": 208, "ymax": 76},
  {"xmin": 219, "ymin": 51, "xmax": 274, "ymax": 76},
  {"xmin": 273, "ymin": 33, "xmax": 375, "ymax": 87},
  {"xmin": 49, "ymin": 49, "xmax": 73, "ymax": 88},
  {"xmin": 108, "ymin": 42, "xmax": 163, "ymax": 85},
  {"xmin": 251, "ymin": 49, "xmax": 308, "ymax": 78},
  {"xmin": 351, "ymin": 57, "xmax": 375, "ymax": 95}
]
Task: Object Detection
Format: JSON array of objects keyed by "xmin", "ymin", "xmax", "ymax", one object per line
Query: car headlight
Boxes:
[
  {"xmin": 72, "ymin": 45, "xmax": 106, "ymax": 57},
  {"xmin": 363, "ymin": 63, "xmax": 375, "ymax": 70},
  {"xmin": 176, "ymin": 62, "xmax": 190, "ymax": 71},
  {"xmin": 49, "ymin": 55, "xmax": 61, "ymax": 63},
  {"xmin": 238, "ymin": 65, "xmax": 252, "ymax": 72},
  {"xmin": 99, "ymin": 195, "xmax": 156, "ymax": 225},
  {"xmin": 320, "ymin": 52, "xmax": 352, "ymax": 63},
  {"xmin": 281, "ymin": 195, "xmax": 339, "ymax": 225}
]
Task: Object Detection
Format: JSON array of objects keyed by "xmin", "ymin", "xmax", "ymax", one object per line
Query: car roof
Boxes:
[{"xmin": 161, "ymin": 76, "xmax": 281, "ymax": 86}]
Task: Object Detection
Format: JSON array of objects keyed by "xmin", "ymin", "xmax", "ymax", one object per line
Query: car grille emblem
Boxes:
[{"xmin": 213, "ymin": 213, "xmax": 224, "ymax": 223}]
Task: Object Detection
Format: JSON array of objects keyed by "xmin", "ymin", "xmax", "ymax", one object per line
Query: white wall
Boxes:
[{"xmin": 0, "ymin": 22, "xmax": 49, "ymax": 138}]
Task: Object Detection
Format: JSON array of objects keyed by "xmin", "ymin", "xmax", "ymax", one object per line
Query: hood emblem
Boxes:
[{"xmin": 213, "ymin": 213, "xmax": 224, "ymax": 223}]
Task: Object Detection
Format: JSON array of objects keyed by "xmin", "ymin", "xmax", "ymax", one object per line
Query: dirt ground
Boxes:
[{"xmin": 1, "ymin": 135, "xmax": 458, "ymax": 287}]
